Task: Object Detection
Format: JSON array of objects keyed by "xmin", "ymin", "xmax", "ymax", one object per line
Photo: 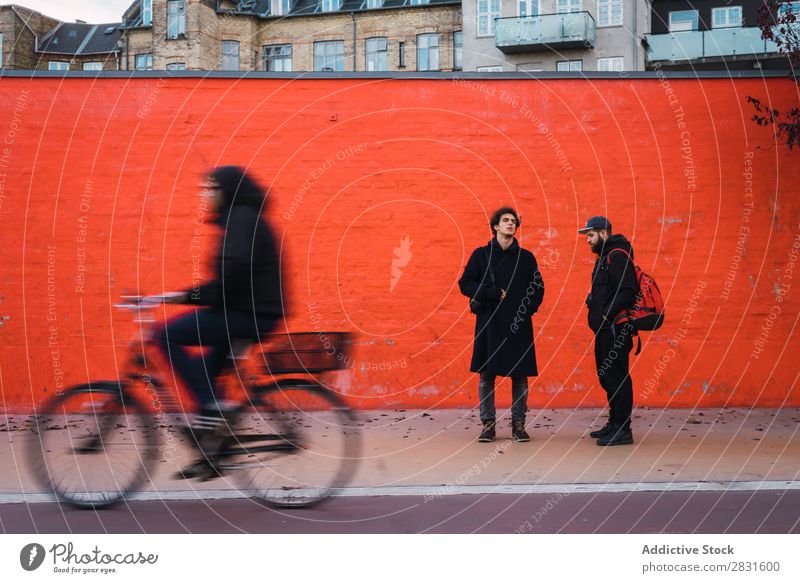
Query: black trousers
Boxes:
[{"xmin": 593, "ymin": 323, "xmax": 635, "ymax": 429}]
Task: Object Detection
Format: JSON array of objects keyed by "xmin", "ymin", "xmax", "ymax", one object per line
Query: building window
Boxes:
[
  {"xmin": 49, "ymin": 61, "xmax": 69, "ymax": 71},
  {"xmin": 416, "ymin": 33, "xmax": 439, "ymax": 71},
  {"xmin": 597, "ymin": 56, "xmax": 623, "ymax": 71},
  {"xmin": 518, "ymin": 0, "xmax": 539, "ymax": 17},
  {"xmin": 597, "ymin": 0, "xmax": 623, "ymax": 27},
  {"xmin": 0, "ymin": 33, "xmax": 3, "ymax": 67},
  {"xmin": 556, "ymin": 60, "xmax": 582, "ymax": 71},
  {"xmin": 222, "ymin": 40, "xmax": 240, "ymax": 70},
  {"xmin": 83, "ymin": 62, "xmax": 103, "ymax": 71},
  {"xmin": 453, "ymin": 31, "xmax": 462, "ymax": 70},
  {"xmin": 365, "ymin": 37, "xmax": 388, "ymax": 71},
  {"xmin": 398, "ymin": 41, "xmax": 406, "ymax": 68},
  {"xmin": 556, "ymin": 0, "xmax": 580, "ymax": 13},
  {"xmin": 779, "ymin": 2, "xmax": 800, "ymax": 15},
  {"xmin": 263, "ymin": 44, "xmax": 292, "ymax": 71},
  {"xmin": 167, "ymin": 0, "xmax": 186, "ymax": 39},
  {"xmin": 365, "ymin": 0, "xmax": 382, "ymax": 7},
  {"xmin": 272, "ymin": 0, "xmax": 292, "ymax": 15},
  {"xmin": 477, "ymin": 65, "xmax": 503, "ymax": 72},
  {"xmin": 320, "ymin": 0, "xmax": 342, "ymax": 12},
  {"xmin": 407, "ymin": 0, "xmax": 429, "ymax": 5},
  {"xmin": 142, "ymin": 0, "xmax": 152, "ymax": 26},
  {"xmin": 712, "ymin": 7, "xmax": 742, "ymax": 28},
  {"xmin": 167, "ymin": 62, "xmax": 185, "ymax": 70},
  {"xmin": 478, "ymin": 0, "xmax": 501, "ymax": 36},
  {"xmin": 314, "ymin": 40, "xmax": 345, "ymax": 71},
  {"xmin": 135, "ymin": 53, "xmax": 153, "ymax": 70},
  {"xmin": 669, "ymin": 10, "xmax": 699, "ymax": 32}
]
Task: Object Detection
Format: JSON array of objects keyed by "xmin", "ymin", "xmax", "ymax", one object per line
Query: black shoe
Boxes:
[
  {"xmin": 597, "ymin": 426, "xmax": 634, "ymax": 446},
  {"xmin": 590, "ymin": 422, "xmax": 613, "ymax": 439},
  {"xmin": 172, "ymin": 459, "xmax": 221, "ymax": 481},
  {"xmin": 512, "ymin": 420, "xmax": 530, "ymax": 442},
  {"xmin": 478, "ymin": 421, "xmax": 496, "ymax": 443}
]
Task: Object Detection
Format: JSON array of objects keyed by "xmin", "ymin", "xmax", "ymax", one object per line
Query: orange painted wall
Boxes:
[{"xmin": 0, "ymin": 75, "xmax": 798, "ymax": 412}]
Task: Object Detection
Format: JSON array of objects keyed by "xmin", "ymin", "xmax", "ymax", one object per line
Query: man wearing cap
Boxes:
[{"xmin": 579, "ymin": 216, "xmax": 638, "ymax": 446}]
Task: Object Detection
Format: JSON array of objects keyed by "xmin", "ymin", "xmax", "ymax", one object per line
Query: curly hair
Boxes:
[{"xmin": 489, "ymin": 206, "xmax": 520, "ymax": 236}]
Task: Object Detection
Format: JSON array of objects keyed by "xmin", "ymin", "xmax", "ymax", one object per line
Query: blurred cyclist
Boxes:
[{"xmin": 154, "ymin": 166, "xmax": 286, "ymax": 478}]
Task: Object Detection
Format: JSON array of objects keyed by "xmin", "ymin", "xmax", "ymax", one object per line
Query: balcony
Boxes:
[
  {"xmin": 495, "ymin": 12, "xmax": 596, "ymax": 54},
  {"xmin": 644, "ymin": 27, "xmax": 781, "ymax": 63}
]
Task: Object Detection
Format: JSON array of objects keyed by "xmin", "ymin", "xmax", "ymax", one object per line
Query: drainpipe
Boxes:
[
  {"xmin": 351, "ymin": 11, "xmax": 357, "ymax": 72},
  {"xmin": 632, "ymin": 0, "xmax": 638, "ymax": 70}
]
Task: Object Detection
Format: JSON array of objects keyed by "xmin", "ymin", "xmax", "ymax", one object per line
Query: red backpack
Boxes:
[{"xmin": 608, "ymin": 249, "xmax": 665, "ymax": 339}]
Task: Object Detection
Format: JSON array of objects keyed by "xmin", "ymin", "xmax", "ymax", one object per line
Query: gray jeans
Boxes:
[{"xmin": 478, "ymin": 372, "xmax": 529, "ymax": 423}]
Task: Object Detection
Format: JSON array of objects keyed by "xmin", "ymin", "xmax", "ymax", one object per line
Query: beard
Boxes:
[{"xmin": 591, "ymin": 240, "xmax": 606, "ymax": 255}]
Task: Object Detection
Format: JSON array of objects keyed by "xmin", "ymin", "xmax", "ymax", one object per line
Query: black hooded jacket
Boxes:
[
  {"xmin": 587, "ymin": 234, "xmax": 638, "ymax": 332},
  {"xmin": 185, "ymin": 166, "xmax": 286, "ymax": 318}
]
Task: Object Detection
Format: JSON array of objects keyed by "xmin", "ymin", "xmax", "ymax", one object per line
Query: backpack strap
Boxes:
[{"xmin": 606, "ymin": 248, "xmax": 632, "ymax": 265}]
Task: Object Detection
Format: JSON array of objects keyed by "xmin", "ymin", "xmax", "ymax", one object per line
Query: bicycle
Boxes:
[{"xmin": 27, "ymin": 295, "xmax": 361, "ymax": 510}]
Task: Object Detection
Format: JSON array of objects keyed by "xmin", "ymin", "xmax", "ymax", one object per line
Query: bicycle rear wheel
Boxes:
[
  {"xmin": 225, "ymin": 379, "xmax": 361, "ymax": 508},
  {"xmin": 27, "ymin": 382, "xmax": 161, "ymax": 509}
]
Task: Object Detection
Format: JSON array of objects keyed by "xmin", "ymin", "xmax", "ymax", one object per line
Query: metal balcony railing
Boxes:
[
  {"xmin": 495, "ymin": 12, "xmax": 596, "ymax": 54},
  {"xmin": 644, "ymin": 26, "xmax": 782, "ymax": 62}
]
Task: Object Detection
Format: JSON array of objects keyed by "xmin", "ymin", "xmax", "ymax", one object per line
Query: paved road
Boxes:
[{"xmin": 2, "ymin": 490, "xmax": 798, "ymax": 534}]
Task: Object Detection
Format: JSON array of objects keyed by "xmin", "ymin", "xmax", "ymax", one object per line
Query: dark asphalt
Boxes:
[{"xmin": 2, "ymin": 490, "xmax": 799, "ymax": 534}]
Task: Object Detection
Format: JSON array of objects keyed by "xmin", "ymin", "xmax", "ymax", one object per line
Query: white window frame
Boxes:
[
  {"xmin": 556, "ymin": 59, "xmax": 582, "ymax": 71},
  {"xmin": 83, "ymin": 62, "xmax": 103, "ymax": 71},
  {"xmin": 134, "ymin": 53, "xmax": 153, "ymax": 70},
  {"xmin": 48, "ymin": 61, "xmax": 69, "ymax": 71},
  {"xmin": 556, "ymin": 0, "xmax": 581, "ymax": 14},
  {"xmin": 407, "ymin": 0, "xmax": 429, "ymax": 5},
  {"xmin": 166, "ymin": 62, "xmax": 185, "ymax": 70},
  {"xmin": 321, "ymin": 0, "xmax": 342, "ymax": 12},
  {"xmin": 597, "ymin": 56, "xmax": 623, "ymax": 71},
  {"xmin": 416, "ymin": 33, "xmax": 439, "ymax": 71},
  {"xmin": 272, "ymin": 0, "xmax": 292, "ymax": 15},
  {"xmin": 453, "ymin": 30, "xmax": 462, "ymax": 70},
  {"xmin": 263, "ymin": 44, "xmax": 292, "ymax": 72},
  {"xmin": 365, "ymin": 37, "xmax": 388, "ymax": 71},
  {"xmin": 518, "ymin": 0, "xmax": 540, "ymax": 17},
  {"xmin": 0, "ymin": 33, "xmax": 4, "ymax": 67},
  {"xmin": 221, "ymin": 40, "xmax": 240, "ymax": 71},
  {"xmin": 712, "ymin": 6, "xmax": 742, "ymax": 28},
  {"xmin": 477, "ymin": 65, "xmax": 503, "ymax": 72},
  {"xmin": 167, "ymin": 0, "xmax": 186, "ymax": 39},
  {"xmin": 597, "ymin": 0, "xmax": 623, "ymax": 27},
  {"xmin": 669, "ymin": 10, "xmax": 699, "ymax": 32},
  {"xmin": 314, "ymin": 40, "xmax": 345, "ymax": 71},
  {"xmin": 477, "ymin": 0, "xmax": 502, "ymax": 37},
  {"xmin": 142, "ymin": 0, "xmax": 152, "ymax": 26},
  {"xmin": 365, "ymin": 0, "xmax": 382, "ymax": 7}
]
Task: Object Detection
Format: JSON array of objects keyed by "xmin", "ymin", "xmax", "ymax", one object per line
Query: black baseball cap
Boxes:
[{"xmin": 578, "ymin": 216, "xmax": 612, "ymax": 234}]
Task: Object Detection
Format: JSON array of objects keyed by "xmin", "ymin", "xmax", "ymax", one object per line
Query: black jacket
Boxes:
[
  {"xmin": 458, "ymin": 238, "xmax": 544, "ymax": 377},
  {"xmin": 587, "ymin": 234, "xmax": 638, "ymax": 332},
  {"xmin": 186, "ymin": 205, "xmax": 285, "ymax": 318}
]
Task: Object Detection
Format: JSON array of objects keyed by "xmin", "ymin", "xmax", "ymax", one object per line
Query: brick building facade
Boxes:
[
  {"xmin": 121, "ymin": 0, "xmax": 463, "ymax": 72},
  {"xmin": 1, "ymin": 4, "xmax": 120, "ymax": 70}
]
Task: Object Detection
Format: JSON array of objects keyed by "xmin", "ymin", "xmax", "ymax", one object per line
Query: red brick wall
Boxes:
[{"xmin": 0, "ymin": 76, "xmax": 798, "ymax": 412}]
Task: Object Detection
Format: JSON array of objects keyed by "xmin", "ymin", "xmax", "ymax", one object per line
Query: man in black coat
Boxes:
[
  {"xmin": 579, "ymin": 216, "xmax": 638, "ymax": 446},
  {"xmin": 459, "ymin": 207, "xmax": 544, "ymax": 443}
]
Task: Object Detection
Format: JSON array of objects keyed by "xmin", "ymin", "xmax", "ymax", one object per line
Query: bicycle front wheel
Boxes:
[
  {"xmin": 27, "ymin": 382, "xmax": 161, "ymax": 509},
  {"xmin": 226, "ymin": 379, "xmax": 361, "ymax": 508}
]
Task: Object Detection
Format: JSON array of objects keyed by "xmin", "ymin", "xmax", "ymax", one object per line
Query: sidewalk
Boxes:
[{"xmin": 2, "ymin": 407, "xmax": 799, "ymax": 499}]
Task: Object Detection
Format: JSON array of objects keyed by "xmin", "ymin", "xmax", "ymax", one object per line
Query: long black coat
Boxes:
[{"xmin": 458, "ymin": 238, "xmax": 545, "ymax": 377}]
